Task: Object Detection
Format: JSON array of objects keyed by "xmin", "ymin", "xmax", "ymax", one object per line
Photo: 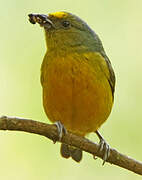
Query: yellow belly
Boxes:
[{"xmin": 41, "ymin": 52, "xmax": 113, "ymax": 136}]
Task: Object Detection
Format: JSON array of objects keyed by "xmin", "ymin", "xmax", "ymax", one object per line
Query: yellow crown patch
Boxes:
[{"xmin": 49, "ymin": 11, "xmax": 68, "ymax": 19}]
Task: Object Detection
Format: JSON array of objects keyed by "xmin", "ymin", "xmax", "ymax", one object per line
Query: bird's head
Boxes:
[{"xmin": 28, "ymin": 11, "xmax": 104, "ymax": 53}]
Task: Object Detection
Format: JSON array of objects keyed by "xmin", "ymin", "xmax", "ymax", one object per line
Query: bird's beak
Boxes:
[{"xmin": 28, "ymin": 14, "xmax": 54, "ymax": 29}]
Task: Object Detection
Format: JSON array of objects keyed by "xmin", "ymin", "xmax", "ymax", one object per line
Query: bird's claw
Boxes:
[
  {"xmin": 93, "ymin": 155, "xmax": 98, "ymax": 160},
  {"xmin": 95, "ymin": 130, "xmax": 110, "ymax": 165},
  {"xmin": 54, "ymin": 121, "xmax": 67, "ymax": 143},
  {"xmin": 98, "ymin": 138, "xmax": 110, "ymax": 165}
]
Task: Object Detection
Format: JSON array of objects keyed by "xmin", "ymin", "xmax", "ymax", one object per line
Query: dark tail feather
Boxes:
[
  {"xmin": 60, "ymin": 143, "xmax": 82, "ymax": 162},
  {"xmin": 69, "ymin": 146, "xmax": 82, "ymax": 162},
  {"xmin": 60, "ymin": 143, "xmax": 70, "ymax": 159}
]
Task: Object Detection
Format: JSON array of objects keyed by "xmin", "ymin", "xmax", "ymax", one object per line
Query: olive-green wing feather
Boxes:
[
  {"xmin": 101, "ymin": 52, "xmax": 116, "ymax": 97},
  {"xmin": 91, "ymin": 32, "xmax": 116, "ymax": 97},
  {"xmin": 87, "ymin": 51, "xmax": 115, "ymax": 98}
]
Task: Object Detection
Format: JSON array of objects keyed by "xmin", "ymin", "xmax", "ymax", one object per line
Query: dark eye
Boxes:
[{"xmin": 62, "ymin": 21, "xmax": 70, "ymax": 27}]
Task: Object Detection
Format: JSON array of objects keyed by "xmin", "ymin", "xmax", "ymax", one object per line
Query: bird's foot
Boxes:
[
  {"xmin": 95, "ymin": 131, "xmax": 110, "ymax": 165},
  {"xmin": 54, "ymin": 121, "xmax": 67, "ymax": 143}
]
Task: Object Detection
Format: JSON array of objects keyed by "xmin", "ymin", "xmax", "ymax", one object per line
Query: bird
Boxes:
[{"xmin": 28, "ymin": 11, "xmax": 115, "ymax": 164}]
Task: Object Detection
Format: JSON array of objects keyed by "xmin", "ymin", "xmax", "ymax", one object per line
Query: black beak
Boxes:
[{"xmin": 28, "ymin": 14, "xmax": 53, "ymax": 28}]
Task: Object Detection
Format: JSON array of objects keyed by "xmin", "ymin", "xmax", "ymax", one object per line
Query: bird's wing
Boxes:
[
  {"xmin": 100, "ymin": 52, "xmax": 116, "ymax": 97},
  {"xmin": 85, "ymin": 52, "xmax": 115, "ymax": 98},
  {"xmin": 98, "ymin": 53, "xmax": 116, "ymax": 96},
  {"xmin": 90, "ymin": 33, "xmax": 115, "ymax": 97},
  {"xmin": 98, "ymin": 52, "xmax": 116, "ymax": 98}
]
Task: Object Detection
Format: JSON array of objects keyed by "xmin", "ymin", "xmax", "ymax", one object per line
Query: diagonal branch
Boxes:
[{"xmin": 0, "ymin": 116, "xmax": 142, "ymax": 175}]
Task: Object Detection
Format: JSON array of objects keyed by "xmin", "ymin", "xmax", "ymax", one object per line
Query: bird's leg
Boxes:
[
  {"xmin": 54, "ymin": 121, "xmax": 67, "ymax": 143},
  {"xmin": 95, "ymin": 130, "xmax": 110, "ymax": 165}
]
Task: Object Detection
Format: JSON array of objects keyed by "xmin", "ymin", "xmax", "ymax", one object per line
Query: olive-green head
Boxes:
[{"xmin": 28, "ymin": 11, "xmax": 104, "ymax": 53}]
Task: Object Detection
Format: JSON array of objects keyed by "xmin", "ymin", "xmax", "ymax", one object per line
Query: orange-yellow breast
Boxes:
[{"xmin": 41, "ymin": 51, "xmax": 113, "ymax": 136}]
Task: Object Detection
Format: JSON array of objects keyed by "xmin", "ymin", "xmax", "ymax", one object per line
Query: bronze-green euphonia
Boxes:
[{"xmin": 28, "ymin": 11, "xmax": 115, "ymax": 163}]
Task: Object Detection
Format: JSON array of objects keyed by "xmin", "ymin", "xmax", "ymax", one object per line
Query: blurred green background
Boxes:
[{"xmin": 0, "ymin": 0, "xmax": 142, "ymax": 179}]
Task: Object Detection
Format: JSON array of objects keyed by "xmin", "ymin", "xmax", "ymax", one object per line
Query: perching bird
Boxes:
[{"xmin": 28, "ymin": 11, "xmax": 115, "ymax": 163}]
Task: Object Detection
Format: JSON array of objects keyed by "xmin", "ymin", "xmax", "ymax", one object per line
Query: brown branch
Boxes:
[{"xmin": 0, "ymin": 116, "xmax": 142, "ymax": 175}]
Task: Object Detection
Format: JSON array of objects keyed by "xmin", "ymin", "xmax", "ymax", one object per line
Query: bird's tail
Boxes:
[{"xmin": 60, "ymin": 143, "xmax": 82, "ymax": 162}]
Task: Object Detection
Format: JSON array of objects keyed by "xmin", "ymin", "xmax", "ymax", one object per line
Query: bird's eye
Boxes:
[{"xmin": 62, "ymin": 21, "xmax": 70, "ymax": 28}]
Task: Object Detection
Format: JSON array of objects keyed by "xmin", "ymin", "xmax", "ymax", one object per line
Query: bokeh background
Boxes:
[{"xmin": 0, "ymin": 0, "xmax": 142, "ymax": 179}]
